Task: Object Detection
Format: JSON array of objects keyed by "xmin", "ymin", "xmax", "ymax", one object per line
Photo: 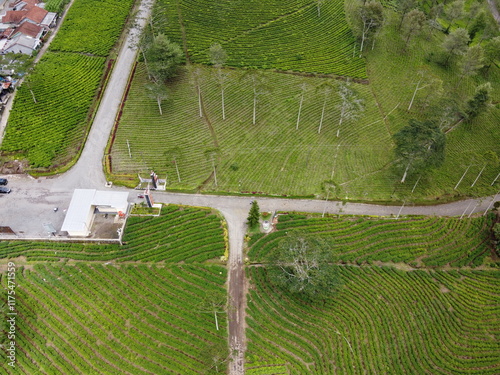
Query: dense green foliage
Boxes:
[
  {"xmin": 247, "ymin": 201, "xmax": 260, "ymax": 228},
  {"xmin": 249, "ymin": 213, "xmax": 493, "ymax": 268},
  {"xmin": 49, "ymin": 0, "xmax": 135, "ymax": 56},
  {"xmin": 157, "ymin": 0, "xmax": 366, "ymax": 77},
  {"xmin": 44, "ymin": 0, "xmax": 71, "ymax": 13},
  {"xmin": 268, "ymin": 234, "xmax": 341, "ymax": 300},
  {"xmin": 0, "ymin": 205, "xmax": 226, "ymax": 262},
  {"xmin": 245, "ymin": 266, "xmax": 500, "ymax": 373},
  {"xmin": 0, "ymin": 263, "xmax": 228, "ymax": 374},
  {"xmin": 1, "ymin": 53, "xmax": 105, "ymax": 167}
]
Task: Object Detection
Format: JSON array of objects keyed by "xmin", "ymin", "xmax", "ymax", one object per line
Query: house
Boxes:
[
  {"xmin": 61, "ymin": 189, "xmax": 130, "ymax": 237},
  {"xmin": 0, "ymin": 0, "xmax": 57, "ymax": 54},
  {"xmin": 3, "ymin": 34, "xmax": 40, "ymax": 54}
]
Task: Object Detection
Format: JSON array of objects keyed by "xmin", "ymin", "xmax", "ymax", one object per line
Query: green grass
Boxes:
[
  {"xmin": 0, "ymin": 263, "xmax": 228, "ymax": 374},
  {"xmin": 0, "ymin": 205, "xmax": 226, "ymax": 262},
  {"xmin": 158, "ymin": 0, "xmax": 366, "ymax": 77},
  {"xmin": 44, "ymin": 0, "xmax": 71, "ymax": 13},
  {"xmin": 245, "ymin": 266, "xmax": 500, "ymax": 374}
]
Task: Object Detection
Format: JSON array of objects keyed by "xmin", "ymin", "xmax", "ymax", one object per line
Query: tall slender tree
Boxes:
[
  {"xmin": 145, "ymin": 82, "xmax": 168, "ymax": 115},
  {"xmin": 317, "ymin": 81, "xmax": 333, "ymax": 134},
  {"xmin": 209, "ymin": 43, "xmax": 229, "ymax": 120},
  {"xmin": 336, "ymin": 81, "xmax": 364, "ymax": 138}
]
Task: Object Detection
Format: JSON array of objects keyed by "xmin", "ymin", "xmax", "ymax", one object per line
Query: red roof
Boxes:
[
  {"xmin": 13, "ymin": 21, "xmax": 42, "ymax": 38},
  {"xmin": 2, "ymin": 10, "xmax": 26, "ymax": 24},
  {"xmin": 25, "ymin": 6, "xmax": 47, "ymax": 24},
  {"xmin": 0, "ymin": 28, "xmax": 15, "ymax": 39}
]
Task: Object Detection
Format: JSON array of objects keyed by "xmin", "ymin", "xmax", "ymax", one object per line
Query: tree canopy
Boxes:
[
  {"xmin": 393, "ymin": 119, "xmax": 446, "ymax": 182},
  {"xmin": 269, "ymin": 234, "xmax": 341, "ymax": 301},
  {"xmin": 144, "ymin": 33, "xmax": 183, "ymax": 83}
]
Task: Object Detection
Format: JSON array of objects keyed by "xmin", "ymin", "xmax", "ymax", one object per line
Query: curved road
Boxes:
[{"xmin": 0, "ymin": 1, "xmax": 499, "ymax": 374}]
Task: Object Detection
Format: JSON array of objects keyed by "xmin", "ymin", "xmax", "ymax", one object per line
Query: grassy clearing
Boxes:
[
  {"xmin": 245, "ymin": 266, "xmax": 500, "ymax": 374},
  {"xmin": 0, "ymin": 263, "xmax": 228, "ymax": 374}
]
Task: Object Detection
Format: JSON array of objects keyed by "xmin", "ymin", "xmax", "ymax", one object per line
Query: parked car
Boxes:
[
  {"xmin": 0, "ymin": 178, "xmax": 7, "ymax": 185},
  {"xmin": 0, "ymin": 186, "xmax": 10, "ymax": 193}
]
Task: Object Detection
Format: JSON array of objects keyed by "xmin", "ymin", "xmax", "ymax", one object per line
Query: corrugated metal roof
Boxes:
[{"xmin": 61, "ymin": 189, "xmax": 129, "ymax": 235}]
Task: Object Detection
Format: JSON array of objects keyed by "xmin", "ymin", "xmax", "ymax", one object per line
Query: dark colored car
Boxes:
[
  {"xmin": 0, "ymin": 178, "xmax": 7, "ymax": 185},
  {"xmin": 0, "ymin": 187, "xmax": 11, "ymax": 194}
]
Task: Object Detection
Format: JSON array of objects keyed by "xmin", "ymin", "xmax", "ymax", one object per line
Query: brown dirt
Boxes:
[{"xmin": 0, "ymin": 159, "xmax": 28, "ymax": 174}]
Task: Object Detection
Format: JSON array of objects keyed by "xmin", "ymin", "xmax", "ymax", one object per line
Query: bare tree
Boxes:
[
  {"xmin": 145, "ymin": 82, "xmax": 168, "ymax": 115},
  {"xmin": 188, "ymin": 65, "xmax": 204, "ymax": 117},
  {"xmin": 296, "ymin": 81, "xmax": 309, "ymax": 130},
  {"xmin": 242, "ymin": 70, "xmax": 269, "ymax": 125},
  {"xmin": 209, "ymin": 43, "xmax": 229, "ymax": 120},
  {"xmin": 205, "ymin": 148, "xmax": 220, "ymax": 187},
  {"xmin": 349, "ymin": 1, "xmax": 384, "ymax": 57},
  {"xmin": 317, "ymin": 81, "xmax": 333, "ymax": 134},
  {"xmin": 164, "ymin": 147, "xmax": 183, "ymax": 183},
  {"xmin": 336, "ymin": 81, "xmax": 364, "ymax": 138}
]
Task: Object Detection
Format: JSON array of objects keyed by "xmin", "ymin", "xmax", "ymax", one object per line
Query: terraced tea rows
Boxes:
[
  {"xmin": 0, "ymin": 205, "xmax": 226, "ymax": 262},
  {"xmin": 0, "ymin": 263, "xmax": 228, "ymax": 374},
  {"xmin": 45, "ymin": 0, "xmax": 70, "ymax": 13},
  {"xmin": 158, "ymin": 0, "xmax": 366, "ymax": 77},
  {"xmin": 112, "ymin": 64, "xmax": 390, "ymax": 196},
  {"xmin": 245, "ymin": 266, "xmax": 500, "ymax": 374},
  {"xmin": 248, "ymin": 214, "xmax": 493, "ymax": 267},
  {"xmin": 0, "ymin": 0, "xmax": 135, "ymax": 169},
  {"xmin": 49, "ymin": 0, "xmax": 135, "ymax": 56},
  {"xmin": 1, "ymin": 53, "xmax": 105, "ymax": 168}
]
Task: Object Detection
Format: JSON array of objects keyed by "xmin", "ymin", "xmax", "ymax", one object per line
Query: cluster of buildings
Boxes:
[{"xmin": 0, "ymin": 0, "xmax": 57, "ymax": 55}]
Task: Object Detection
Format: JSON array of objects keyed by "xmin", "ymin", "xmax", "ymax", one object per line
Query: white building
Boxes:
[{"xmin": 61, "ymin": 189, "xmax": 129, "ymax": 237}]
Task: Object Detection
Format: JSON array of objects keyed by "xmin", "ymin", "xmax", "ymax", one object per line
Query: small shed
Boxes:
[{"xmin": 61, "ymin": 189, "xmax": 129, "ymax": 237}]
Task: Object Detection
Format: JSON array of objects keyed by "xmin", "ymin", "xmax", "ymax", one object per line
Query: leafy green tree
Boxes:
[
  {"xmin": 247, "ymin": 200, "xmax": 260, "ymax": 228},
  {"xmin": 465, "ymin": 82, "xmax": 492, "ymax": 121},
  {"xmin": 484, "ymin": 36, "xmax": 500, "ymax": 72},
  {"xmin": 401, "ymin": 9, "xmax": 426, "ymax": 50},
  {"xmin": 493, "ymin": 223, "xmax": 500, "ymax": 251},
  {"xmin": 396, "ymin": 0, "xmax": 416, "ymax": 30},
  {"xmin": 442, "ymin": 28, "xmax": 470, "ymax": 65},
  {"xmin": 349, "ymin": 1, "xmax": 384, "ymax": 56},
  {"xmin": 459, "ymin": 44, "xmax": 484, "ymax": 78},
  {"xmin": 144, "ymin": 33, "xmax": 183, "ymax": 83},
  {"xmin": 444, "ymin": 0, "xmax": 464, "ymax": 33},
  {"xmin": 269, "ymin": 235, "xmax": 341, "ymax": 301},
  {"xmin": 394, "ymin": 119, "xmax": 446, "ymax": 183},
  {"xmin": 144, "ymin": 81, "xmax": 168, "ymax": 115},
  {"xmin": 468, "ymin": 10, "xmax": 486, "ymax": 40}
]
